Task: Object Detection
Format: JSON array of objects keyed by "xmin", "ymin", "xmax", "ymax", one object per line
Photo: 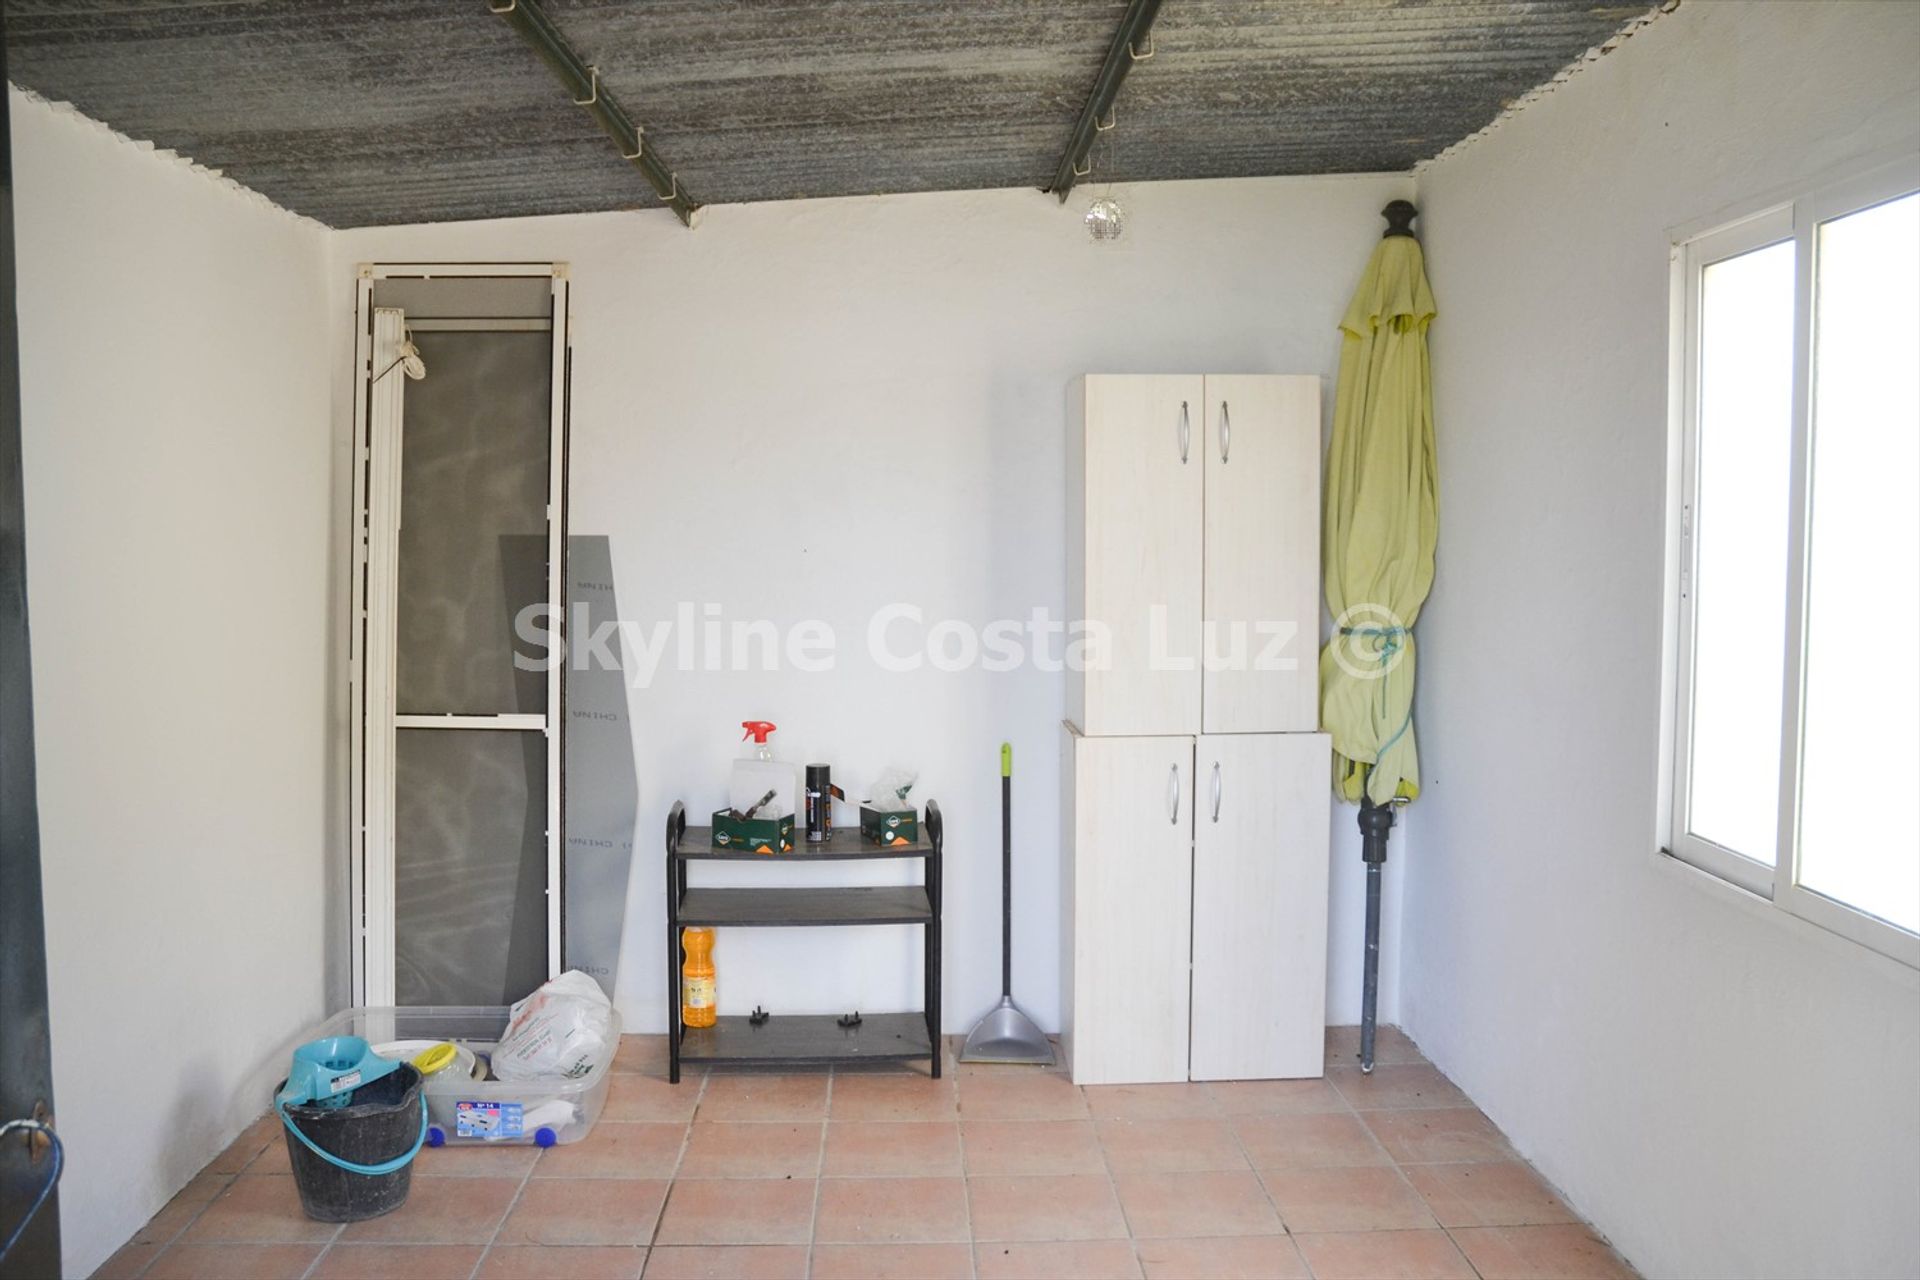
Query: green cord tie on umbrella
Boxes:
[
  {"xmin": 1338, "ymin": 623, "xmax": 1406, "ymax": 694},
  {"xmin": 1338, "ymin": 624, "xmax": 1413, "ymax": 770},
  {"xmin": 1338, "ymin": 623, "xmax": 1405, "ymax": 652},
  {"xmin": 1373, "ymin": 706, "xmax": 1414, "ymax": 767}
]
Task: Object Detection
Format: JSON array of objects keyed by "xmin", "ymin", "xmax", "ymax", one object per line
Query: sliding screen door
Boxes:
[{"xmin": 352, "ymin": 268, "xmax": 568, "ymax": 1007}]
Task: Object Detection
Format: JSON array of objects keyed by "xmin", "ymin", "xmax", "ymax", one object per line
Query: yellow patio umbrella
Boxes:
[{"xmin": 1321, "ymin": 199, "xmax": 1437, "ymax": 1070}]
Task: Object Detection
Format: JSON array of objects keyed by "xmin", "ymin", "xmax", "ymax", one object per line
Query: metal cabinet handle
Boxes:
[
  {"xmin": 1219, "ymin": 402, "xmax": 1231, "ymax": 464},
  {"xmin": 1177, "ymin": 401, "xmax": 1191, "ymax": 464},
  {"xmin": 1210, "ymin": 761, "xmax": 1222, "ymax": 822},
  {"xmin": 1167, "ymin": 764, "xmax": 1181, "ymax": 824}
]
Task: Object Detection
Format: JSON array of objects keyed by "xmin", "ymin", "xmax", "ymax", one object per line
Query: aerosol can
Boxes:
[{"xmin": 805, "ymin": 764, "xmax": 834, "ymax": 842}]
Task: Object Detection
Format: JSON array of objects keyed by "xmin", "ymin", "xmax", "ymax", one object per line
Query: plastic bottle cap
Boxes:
[
  {"xmin": 741, "ymin": 720, "xmax": 777, "ymax": 743},
  {"xmin": 411, "ymin": 1042, "xmax": 459, "ymax": 1077}
]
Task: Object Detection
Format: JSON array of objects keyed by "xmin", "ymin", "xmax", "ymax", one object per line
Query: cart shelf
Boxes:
[
  {"xmin": 677, "ymin": 885, "xmax": 933, "ymax": 928},
  {"xmin": 678, "ymin": 1012, "xmax": 933, "ymax": 1067},
  {"xmin": 673, "ymin": 824, "xmax": 932, "ymax": 860},
  {"xmin": 664, "ymin": 799, "xmax": 943, "ymax": 1081}
]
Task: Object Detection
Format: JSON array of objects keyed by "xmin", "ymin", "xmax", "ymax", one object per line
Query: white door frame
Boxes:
[{"xmin": 349, "ymin": 262, "xmax": 571, "ymax": 1007}]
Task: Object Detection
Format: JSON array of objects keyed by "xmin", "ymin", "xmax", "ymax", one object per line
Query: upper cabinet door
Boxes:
[
  {"xmin": 1189, "ymin": 732, "xmax": 1331, "ymax": 1080},
  {"xmin": 1202, "ymin": 375, "xmax": 1322, "ymax": 733},
  {"xmin": 1070, "ymin": 375, "xmax": 1205, "ymax": 736}
]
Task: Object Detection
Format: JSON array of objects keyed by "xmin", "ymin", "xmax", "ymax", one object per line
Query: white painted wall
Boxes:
[
  {"xmin": 1410, "ymin": 4, "xmax": 1920, "ymax": 1277},
  {"xmin": 10, "ymin": 89, "xmax": 334, "ymax": 1278},
  {"xmin": 331, "ymin": 171, "xmax": 1412, "ymax": 1044}
]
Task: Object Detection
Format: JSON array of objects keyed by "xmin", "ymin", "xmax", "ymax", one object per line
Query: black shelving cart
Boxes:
[{"xmin": 663, "ymin": 799, "xmax": 943, "ymax": 1082}]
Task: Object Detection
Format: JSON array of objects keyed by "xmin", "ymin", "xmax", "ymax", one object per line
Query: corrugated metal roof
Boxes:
[{"xmin": 3, "ymin": 1, "xmax": 1657, "ymax": 226}]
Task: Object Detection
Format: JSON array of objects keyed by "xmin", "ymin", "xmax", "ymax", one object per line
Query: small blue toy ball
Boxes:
[
  {"xmin": 534, "ymin": 1127, "xmax": 558, "ymax": 1149},
  {"xmin": 426, "ymin": 1126, "xmax": 445, "ymax": 1148}
]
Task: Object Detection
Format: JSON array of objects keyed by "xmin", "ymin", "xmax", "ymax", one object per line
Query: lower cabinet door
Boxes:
[
  {"xmin": 1189, "ymin": 733, "xmax": 1331, "ymax": 1079},
  {"xmin": 1069, "ymin": 733, "xmax": 1195, "ymax": 1085}
]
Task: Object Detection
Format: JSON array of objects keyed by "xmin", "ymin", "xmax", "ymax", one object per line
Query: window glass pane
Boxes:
[
  {"xmin": 395, "ymin": 330, "xmax": 552, "ymax": 716},
  {"xmin": 1797, "ymin": 192, "xmax": 1920, "ymax": 933},
  {"xmin": 1688, "ymin": 240, "xmax": 1795, "ymax": 863},
  {"xmin": 395, "ymin": 728, "xmax": 548, "ymax": 1005}
]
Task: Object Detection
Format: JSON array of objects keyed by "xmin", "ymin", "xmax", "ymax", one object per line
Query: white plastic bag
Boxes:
[
  {"xmin": 867, "ymin": 766, "xmax": 917, "ymax": 809},
  {"xmin": 492, "ymin": 970, "xmax": 614, "ymax": 1082}
]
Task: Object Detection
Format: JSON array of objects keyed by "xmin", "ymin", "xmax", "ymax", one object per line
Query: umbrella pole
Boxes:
[{"xmin": 1358, "ymin": 797, "xmax": 1395, "ymax": 1073}]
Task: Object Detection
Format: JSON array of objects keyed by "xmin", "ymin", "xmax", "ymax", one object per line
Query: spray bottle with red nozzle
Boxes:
[
  {"xmin": 742, "ymin": 721, "xmax": 777, "ymax": 759},
  {"xmin": 730, "ymin": 720, "xmax": 799, "ymax": 823}
]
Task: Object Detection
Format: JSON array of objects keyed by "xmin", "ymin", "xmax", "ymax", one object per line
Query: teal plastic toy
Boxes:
[{"xmin": 276, "ymin": 1036, "xmax": 426, "ymax": 1176}]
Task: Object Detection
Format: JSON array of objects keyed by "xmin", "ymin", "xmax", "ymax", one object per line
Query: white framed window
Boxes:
[{"xmin": 1668, "ymin": 155, "xmax": 1919, "ymax": 969}]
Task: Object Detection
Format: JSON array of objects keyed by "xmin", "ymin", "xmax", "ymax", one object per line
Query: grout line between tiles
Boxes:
[
  {"xmin": 295, "ymin": 1222, "xmax": 346, "ymax": 1280},
  {"xmin": 1096, "ymin": 1105, "xmax": 1154, "ymax": 1279},
  {"xmin": 1223, "ymin": 1094, "xmax": 1293, "ymax": 1241},
  {"xmin": 1441, "ymin": 1224, "xmax": 1491, "ymax": 1280},
  {"xmin": 645, "ymin": 1063, "xmax": 710, "ymax": 1262},
  {"xmin": 466, "ymin": 1131, "xmax": 545, "ymax": 1279},
  {"xmin": 126, "ymin": 1127, "xmax": 280, "ymax": 1280},
  {"xmin": 802, "ymin": 1069, "xmax": 833, "ymax": 1277},
  {"xmin": 952, "ymin": 1069, "xmax": 978, "ymax": 1280},
  {"xmin": 1089, "ymin": 1090, "xmax": 1133, "ymax": 1246},
  {"xmin": 121, "ymin": 1181, "xmax": 221, "ymax": 1279}
]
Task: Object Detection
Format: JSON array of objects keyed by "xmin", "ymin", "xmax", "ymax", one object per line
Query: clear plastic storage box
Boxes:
[{"xmin": 302, "ymin": 1005, "xmax": 619, "ymax": 1147}]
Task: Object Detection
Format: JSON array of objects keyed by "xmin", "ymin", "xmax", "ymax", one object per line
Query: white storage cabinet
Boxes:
[{"xmin": 1062, "ymin": 373, "xmax": 1331, "ymax": 1085}]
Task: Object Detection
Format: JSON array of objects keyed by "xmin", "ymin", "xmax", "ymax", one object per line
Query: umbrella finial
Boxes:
[{"xmin": 1381, "ymin": 199, "xmax": 1418, "ymax": 239}]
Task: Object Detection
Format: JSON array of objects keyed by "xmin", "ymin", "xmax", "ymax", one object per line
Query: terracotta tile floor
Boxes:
[{"xmin": 97, "ymin": 1027, "xmax": 1636, "ymax": 1280}]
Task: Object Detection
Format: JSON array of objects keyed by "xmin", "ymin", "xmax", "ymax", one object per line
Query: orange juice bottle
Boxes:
[{"xmin": 681, "ymin": 928, "xmax": 717, "ymax": 1028}]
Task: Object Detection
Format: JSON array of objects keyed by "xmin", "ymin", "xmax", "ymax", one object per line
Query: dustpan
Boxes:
[
  {"xmin": 960, "ymin": 744, "xmax": 1054, "ymax": 1065},
  {"xmin": 961, "ymin": 995, "xmax": 1053, "ymax": 1065}
]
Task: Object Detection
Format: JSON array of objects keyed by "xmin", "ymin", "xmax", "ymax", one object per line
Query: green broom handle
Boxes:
[{"xmin": 1000, "ymin": 742, "xmax": 1013, "ymax": 998}]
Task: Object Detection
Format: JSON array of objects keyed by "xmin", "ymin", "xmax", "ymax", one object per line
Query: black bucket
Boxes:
[{"xmin": 280, "ymin": 1063, "xmax": 425, "ymax": 1222}]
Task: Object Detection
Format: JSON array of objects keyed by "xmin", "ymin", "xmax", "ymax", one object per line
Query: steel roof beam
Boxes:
[
  {"xmin": 1045, "ymin": 0, "xmax": 1163, "ymax": 202},
  {"xmin": 488, "ymin": 0, "xmax": 702, "ymax": 227}
]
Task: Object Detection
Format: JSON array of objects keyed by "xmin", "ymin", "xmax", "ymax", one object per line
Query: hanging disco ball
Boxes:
[{"xmin": 1085, "ymin": 196, "xmax": 1125, "ymax": 242}]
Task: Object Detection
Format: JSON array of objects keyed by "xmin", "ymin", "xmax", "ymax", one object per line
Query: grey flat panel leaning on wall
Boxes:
[
  {"xmin": 563, "ymin": 536, "xmax": 639, "ymax": 999},
  {"xmin": 394, "ymin": 728, "xmax": 548, "ymax": 1007}
]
